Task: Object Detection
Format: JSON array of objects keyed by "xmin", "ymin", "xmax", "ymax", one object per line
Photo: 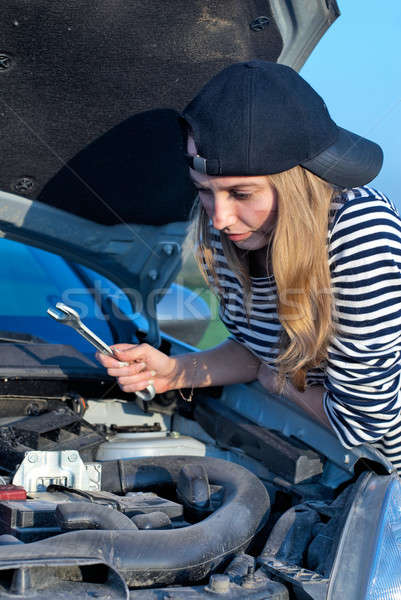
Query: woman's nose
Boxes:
[{"xmin": 212, "ymin": 195, "xmax": 236, "ymax": 230}]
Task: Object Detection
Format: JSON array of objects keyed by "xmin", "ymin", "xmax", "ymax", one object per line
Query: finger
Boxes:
[
  {"xmin": 119, "ymin": 379, "xmax": 155, "ymax": 394},
  {"xmin": 113, "ymin": 343, "xmax": 151, "ymax": 362},
  {"xmin": 111, "ymin": 343, "xmax": 138, "ymax": 352},
  {"xmin": 108, "ymin": 362, "xmax": 148, "ymax": 377},
  {"xmin": 117, "ymin": 371, "xmax": 155, "ymax": 386},
  {"xmin": 95, "ymin": 352, "xmax": 129, "ymax": 369}
]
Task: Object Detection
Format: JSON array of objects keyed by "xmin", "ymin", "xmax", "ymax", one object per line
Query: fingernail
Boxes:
[
  {"xmin": 118, "ymin": 362, "xmax": 129, "ymax": 367},
  {"xmin": 150, "ymin": 370, "xmax": 156, "ymax": 376},
  {"xmin": 148, "ymin": 379, "xmax": 154, "ymax": 385}
]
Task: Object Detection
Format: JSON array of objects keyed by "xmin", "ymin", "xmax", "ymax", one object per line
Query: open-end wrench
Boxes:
[{"xmin": 47, "ymin": 302, "xmax": 155, "ymax": 404}]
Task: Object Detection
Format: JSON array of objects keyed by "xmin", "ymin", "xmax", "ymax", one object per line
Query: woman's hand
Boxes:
[{"xmin": 95, "ymin": 343, "xmax": 177, "ymax": 395}]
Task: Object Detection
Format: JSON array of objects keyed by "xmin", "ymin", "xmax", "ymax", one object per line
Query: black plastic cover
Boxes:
[
  {"xmin": 0, "ymin": 500, "xmax": 59, "ymax": 542},
  {"xmin": 0, "ymin": 404, "xmax": 106, "ymax": 471},
  {"xmin": 195, "ymin": 399, "xmax": 323, "ymax": 484}
]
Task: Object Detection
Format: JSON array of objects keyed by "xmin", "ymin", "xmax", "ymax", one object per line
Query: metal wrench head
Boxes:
[
  {"xmin": 46, "ymin": 302, "xmax": 82, "ymax": 328},
  {"xmin": 47, "ymin": 302, "xmax": 114, "ymax": 355}
]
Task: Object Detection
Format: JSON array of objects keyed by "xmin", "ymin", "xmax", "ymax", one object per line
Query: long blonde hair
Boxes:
[{"xmin": 189, "ymin": 165, "xmax": 337, "ymax": 392}]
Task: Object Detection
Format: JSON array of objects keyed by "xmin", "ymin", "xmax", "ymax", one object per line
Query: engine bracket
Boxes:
[{"xmin": 12, "ymin": 451, "xmax": 101, "ymax": 492}]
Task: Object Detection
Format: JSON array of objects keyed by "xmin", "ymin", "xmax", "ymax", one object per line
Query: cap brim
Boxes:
[{"xmin": 300, "ymin": 127, "xmax": 383, "ymax": 188}]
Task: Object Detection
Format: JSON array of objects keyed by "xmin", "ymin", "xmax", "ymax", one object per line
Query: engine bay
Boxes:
[
  {"xmin": 0, "ymin": 342, "xmax": 391, "ymax": 599},
  {"xmin": 0, "ymin": 379, "xmax": 370, "ymax": 600}
]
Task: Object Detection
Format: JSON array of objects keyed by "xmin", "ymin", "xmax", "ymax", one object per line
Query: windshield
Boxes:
[{"xmin": 0, "ymin": 238, "xmax": 114, "ymax": 355}]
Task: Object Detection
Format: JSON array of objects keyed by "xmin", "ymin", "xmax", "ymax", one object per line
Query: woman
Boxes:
[{"xmin": 97, "ymin": 61, "xmax": 401, "ymax": 472}]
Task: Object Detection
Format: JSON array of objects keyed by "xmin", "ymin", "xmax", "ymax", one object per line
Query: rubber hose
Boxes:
[
  {"xmin": 0, "ymin": 456, "xmax": 270, "ymax": 588},
  {"xmin": 55, "ymin": 502, "xmax": 138, "ymax": 531}
]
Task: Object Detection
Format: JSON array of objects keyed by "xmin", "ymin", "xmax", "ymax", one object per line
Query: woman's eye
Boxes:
[{"xmin": 232, "ymin": 191, "xmax": 251, "ymax": 199}]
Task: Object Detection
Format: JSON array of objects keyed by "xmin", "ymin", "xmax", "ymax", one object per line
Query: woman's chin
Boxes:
[{"xmin": 232, "ymin": 233, "xmax": 269, "ymax": 251}]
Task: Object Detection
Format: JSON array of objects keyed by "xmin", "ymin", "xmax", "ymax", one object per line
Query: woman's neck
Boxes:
[{"xmin": 248, "ymin": 247, "xmax": 270, "ymax": 278}]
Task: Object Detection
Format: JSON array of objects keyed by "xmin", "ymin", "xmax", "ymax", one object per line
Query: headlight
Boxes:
[
  {"xmin": 365, "ymin": 476, "xmax": 401, "ymax": 599},
  {"xmin": 329, "ymin": 471, "xmax": 401, "ymax": 599}
]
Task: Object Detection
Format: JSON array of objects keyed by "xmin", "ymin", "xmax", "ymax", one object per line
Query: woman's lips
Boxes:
[{"xmin": 226, "ymin": 232, "xmax": 251, "ymax": 241}]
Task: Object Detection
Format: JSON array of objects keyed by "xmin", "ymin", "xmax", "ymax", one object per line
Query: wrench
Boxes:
[{"xmin": 47, "ymin": 302, "xmax": 155, "ymax": 403}]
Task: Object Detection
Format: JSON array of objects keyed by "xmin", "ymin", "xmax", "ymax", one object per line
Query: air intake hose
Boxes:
[
  {"xmin": 0, "ymin": 456, "xmax": 270, "ymax": 587},
  {"xmin": 56, "ymin": 502, "xmax": 138, "ymax": 531}
]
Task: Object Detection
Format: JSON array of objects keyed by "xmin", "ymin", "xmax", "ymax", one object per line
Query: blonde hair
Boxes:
[{"xmin": 188, "ymin": 165, "xmax": 337, "ymax": 392}]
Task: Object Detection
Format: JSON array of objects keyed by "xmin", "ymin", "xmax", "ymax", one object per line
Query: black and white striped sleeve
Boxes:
[{"xmin": 323, "ymin": 189, "xmax": 401, "ymax": 448}]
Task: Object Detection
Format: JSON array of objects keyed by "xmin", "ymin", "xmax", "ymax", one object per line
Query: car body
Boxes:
[
  {"xmin": 0, "ymin": 1, "xmax": 399, "ymax": 599},
  {"xmin": 0, "ymin": 237, "xmax": 211, "ymax": 349}
]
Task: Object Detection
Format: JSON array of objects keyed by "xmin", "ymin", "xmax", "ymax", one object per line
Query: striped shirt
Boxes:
[{"xmin": 207, "ymin": 187, "xmax": 401, "ymax": 472}]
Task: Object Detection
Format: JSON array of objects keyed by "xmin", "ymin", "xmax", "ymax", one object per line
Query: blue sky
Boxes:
[{"xmin": 301, "ymin": 0, "xmax": 401, "ymax": 210}]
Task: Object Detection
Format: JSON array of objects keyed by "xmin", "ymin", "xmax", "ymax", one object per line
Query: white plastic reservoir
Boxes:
[{"xmin": 96, "ymin": 431, "xmax": 206, "ymax": 461}]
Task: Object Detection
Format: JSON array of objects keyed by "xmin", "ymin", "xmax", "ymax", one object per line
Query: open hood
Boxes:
[
  {"xmin": 0, "ymin": 0, "xmax": 340, "ymax": 346},
  {"xmin": 0, "ymin": 190, "xmax": 187, "ymax": 347}
]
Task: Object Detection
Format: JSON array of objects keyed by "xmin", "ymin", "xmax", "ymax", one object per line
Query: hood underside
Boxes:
[
  {"xmin": 0, "ymin": 0, "xmax": 340, "ymax": 345},
  {"xmin": 0, "ymin": 0, "xmax": 339, "ymax": 223}
]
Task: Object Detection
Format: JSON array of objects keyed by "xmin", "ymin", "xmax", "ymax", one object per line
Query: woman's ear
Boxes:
[{"xmin": 187, "ymin": 133, "xmax": 197, "ymax": 156}]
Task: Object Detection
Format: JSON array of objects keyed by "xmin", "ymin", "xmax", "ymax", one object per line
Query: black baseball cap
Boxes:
[{"xmin": 182, "ymin": 60, "xmax": 383, "ymax": 188}]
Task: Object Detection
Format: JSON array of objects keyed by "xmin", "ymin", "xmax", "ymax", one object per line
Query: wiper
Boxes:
[{"xmin": 0, "ymin": 331, "xmax": 47, "ymax": 344}]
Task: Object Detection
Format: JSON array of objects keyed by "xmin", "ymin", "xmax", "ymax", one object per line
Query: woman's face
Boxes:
[{"xmin": 187, "ymin": 136, "xmax": 277, "ymax": 251}]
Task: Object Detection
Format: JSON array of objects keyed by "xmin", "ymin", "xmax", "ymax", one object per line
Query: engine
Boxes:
[{"xmin": 0, "ymin": 394, "xmax": 363, "ymax": 599}]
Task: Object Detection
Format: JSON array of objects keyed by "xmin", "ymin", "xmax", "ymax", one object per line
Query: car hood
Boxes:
[
  {"xmin": 0, "ymin": 189, "xmax": 187, "ymax": 347},
  {"xmin": 0, "ymin": 0, "xmax": 340, "ymax": 345}
]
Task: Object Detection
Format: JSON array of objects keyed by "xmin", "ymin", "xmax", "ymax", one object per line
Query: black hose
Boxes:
[
  {"xmin": 0, "ymin": 456, "xmax": 270, "ymax": 588},
  {"xmin": 55, "ymin": 502, "xmax": 138, "ymax": 531}
]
